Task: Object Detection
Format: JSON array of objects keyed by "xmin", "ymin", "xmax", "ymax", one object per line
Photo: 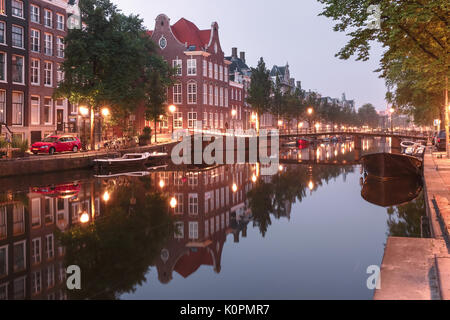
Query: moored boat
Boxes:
[
  {"xmin": 361, "ymin": 152, "xmax": 424, "ymax": 179},
  {"xmin": 93, "ymin": 152, "xmax": 151, "ymax": 171}
]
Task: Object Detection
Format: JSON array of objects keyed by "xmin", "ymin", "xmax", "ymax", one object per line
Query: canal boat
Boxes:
[
  {"xmin": 93, "ymin": 152, "xmax": 168, "ymax": 172},
  {"xmin": 361, "ymin": 174, "xmax": 422, "ymax": 207},
  {"xmin": 361, "ymin": 151, "xmax": 424, "ymax": 179}
]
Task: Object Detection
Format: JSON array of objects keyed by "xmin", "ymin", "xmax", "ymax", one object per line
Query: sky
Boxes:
[{"xmin": 111, "ymin": 0, "xmax": 388, "ymax": 111}]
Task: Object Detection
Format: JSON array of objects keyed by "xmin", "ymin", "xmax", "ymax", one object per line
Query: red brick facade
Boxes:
[{"xmin": 137, "ymin": 14, "xmax": 232, "ymax": 134}]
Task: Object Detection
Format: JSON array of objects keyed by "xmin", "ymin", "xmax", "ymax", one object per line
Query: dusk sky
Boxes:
[{"xmin": 112, "ymin": 0, "xmax": 388, "ymax": 111}]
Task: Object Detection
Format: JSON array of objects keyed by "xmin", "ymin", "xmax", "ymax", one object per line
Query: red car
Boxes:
[{"xmin": 31, "ymin": 135, "xmax": 81, "ymax": 155}]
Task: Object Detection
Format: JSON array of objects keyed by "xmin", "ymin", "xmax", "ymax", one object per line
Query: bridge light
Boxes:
[{"xmin": 308, "ymin": 181, "xmax": 314, "ymax": 191}]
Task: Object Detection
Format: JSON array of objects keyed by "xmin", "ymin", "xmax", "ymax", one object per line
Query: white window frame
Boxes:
[
  {"xmin": 44, "ymin": 61, "xmax": 53, "ymax": 87},
  {"xmin": 208, "ymin": 62, "xmax": 213, "ymax": 78},
  {"xmin": 173, "ymin": 83, "xmax": 182, "ymax": 104},
  {"xmin": 187, "ymin": 81, "xmax": 197, "ymax": 104},
  {"xmin": 203, "ymin": 60, "xmax": 207, "ymax": 77},
  {"xmin": 188, "ymin": 194, "xmax": 198, "ymax": 215},
  {"xmin": 203, "ymin": 83, "xmax": 207, "ymax": 105},
  {"xmin": 219, "ymin": 65, "xmax": 223, "ymax": 81},
  {"xmin": 57, "ymin": 13, "xmax": 65, "ymax": 31},
  {"xmin": 174, "ymin": 193, "xmax": 183, "ymax": 214},
  {"xmin": 11, "ymin": 25, "xmax": 24, "ymax": 49},
  {"xmin": 30, "ymin": 4, "xmax": 40, "ymax": 23},
  {"xmin": 31, "ymin": 270, "xmax": 41, "ymax": 295},
  {"xmin": 172, "ymin": 59, "xmax": 182, "ymax": 76},
  {"xmin": 12, "ymin": 91, "xmax": 24, "ymax": 126},
  {"xmin": 174, "ymin": 222, "xmax": 184, "ymax": 239},
  {"xmin": 214, "ymin": 86, "xmax": 219, "ymax": 106},
  {"xmin": 11, "ymin": 0, "xmax": 23, "ymax": 18},
  {"xmin": 173, "ymin": 112, "xmax": 183, "ymax": 129},
  {"xmin": 31, "ymin": 198, "xmax": 41, "ymax": 226},
  {"xmin": 224, "ymin": 67, "xmax": 228, "ymax": 82},
  {"xmin": 44, "ymin": 33, "xmax": 53, "ymax": 56},
  {"xmin": 31, "ymin": 29, "xmax": 40, "ymax": 52},
  {"xmin": 44, "ymin": 9, "xmax": 53, "ymax": 28},
  {"xmin": 56, "ymin": 37, "xmax": 64, "ymax": 58},
  {"xmin": 0, "ymin": 52, "xmax": 6, "ymax": 83},
  {"xmin": 45, "ymin": 234, "xmax": 54, "ymax": 259},
  {"xmin": 43, "ymin": 97, "xmax": 53, "ymax": 125},
  {"xmin": 187, "ymin": 58, "xmax": 196, "ymax": 76},
  {"xmin": 31, "ymin": 238, "xmax": 41, "ymax": 265},
  {"xmin": 31, "ymin": 58, "xmax": 40, "ymax": 85},
  {"xmin": 0, "ymin": 21, "xmax": 5, "ymax": 45},
  {"xmin": 220, "ymin": 87, "xmax": 224, "ymax": 107},
  {"xmin": 188, "ymin": 222, "xmax": 198, "ymax": 240},
  {"xmin": 12, "ymin": 55, "xmax": 24, "ymax": 84},
  {"xmin": 188, "ymin": 112, "xmax": 197, "ymax": 129},
  {"xmin": 13, "ymin": 240, "xmax": 26, "ymax": 272}
]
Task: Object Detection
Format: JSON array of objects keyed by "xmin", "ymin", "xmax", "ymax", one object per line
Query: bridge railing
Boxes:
[{"xmin": 277, "ymin": 127, "xmax": 431, "ymax": 138}]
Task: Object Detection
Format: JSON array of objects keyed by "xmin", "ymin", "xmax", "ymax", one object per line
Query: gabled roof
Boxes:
[
  {"xmin": 170, "ymin": 18, "xmax": 211, "ymax": 50},
  {"xmin": 225, "ymin": 56, "xmax": 250, "ymax": 75},
  {"xmin": 270, "ymin": 65, "xmax": 287, "ymax": 77},
  {"xmin": 173, "ymin": 248, "xmax": 214, "ymax": 278}
]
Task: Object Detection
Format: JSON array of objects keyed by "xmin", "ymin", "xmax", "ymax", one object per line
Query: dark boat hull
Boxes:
[
  {"xmin": 361, "ymin": 175, "xmax": 423, "ymax": 207},
  {"xmin": 361, "ymin": 152, "xmax": 423, "ymax": 179}
]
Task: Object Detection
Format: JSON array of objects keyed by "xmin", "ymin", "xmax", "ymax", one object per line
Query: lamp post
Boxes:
[
  {"xmin": 231, "ymin": 109, "xmax": 237, "ymax": 131},
  {"xmin": 307, "ymin": 107, "xmax": 314, "ymax": 133},
  {"xmin": 389, "ymin": 107, "xmax": 395, "ymax": 134},
  {"xmin": 101, "ymin": 107, "xmax": 110, "ymax": 143},
  {"xmin": 79, "ymin": 106, "xmax": 89, "ymax": 150}
]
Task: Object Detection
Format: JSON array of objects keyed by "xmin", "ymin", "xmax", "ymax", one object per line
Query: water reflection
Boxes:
[{"xmin": 0, "ymin": 138, "xmax": 427, "ymax": 300}]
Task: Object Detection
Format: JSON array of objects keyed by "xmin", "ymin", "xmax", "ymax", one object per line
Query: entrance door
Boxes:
[
  {"xmin": 56, "ymin": 110, "xmax": 64, "ymax": 132},
  {"xmin": 30, "ymin": 131, "xmax": 42, "ymax": 144}
]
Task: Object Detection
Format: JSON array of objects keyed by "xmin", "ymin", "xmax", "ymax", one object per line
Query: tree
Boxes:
[
  {"xmin": 358, "ymin": 103, "xmax": 380, "ymax": 128},
  {"xmin": 55, "ymin": 0, "xmax": 164, "ymax": 150},
  {"xmin": 271, "ymin": 76, "xmax": 285, "ymax": 127},
  {"xmin": 317, "ymin": 0, "xmax": 448, "ymax": 151},
  {"xmin": 247, "ymin": 58, "xmax": 273, "ymax": 133}
]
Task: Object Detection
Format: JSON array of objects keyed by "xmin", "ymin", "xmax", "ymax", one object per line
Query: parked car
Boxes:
[
  {"xmin": 435, "ymin": 130, "xmax": 446, "ymax": 151},
  {"xmin": 31, "ymin": 135, "xmax": 81, "ymax": 155}
]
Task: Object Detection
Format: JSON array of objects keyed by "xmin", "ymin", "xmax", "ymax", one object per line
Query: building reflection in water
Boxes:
[{"xmin": 0, "ymin": 138, "xmax": 422, "ymax": 300}]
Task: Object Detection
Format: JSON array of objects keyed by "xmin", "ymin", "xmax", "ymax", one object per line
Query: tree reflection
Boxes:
[
  {"xmin": 386, "ymin": 192, "xmax": 427, "ymax": 238},
  {"xmin": 57, "ymin": 178, "xmax": 174, "ymax": 300}
]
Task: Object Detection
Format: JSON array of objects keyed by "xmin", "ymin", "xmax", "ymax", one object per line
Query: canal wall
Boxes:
[
  {"xmin": 374, "ymin": 149, "xmax": 450, "ymax": 300},
  {"xmin": 0, "ymin": 142, "xmax": 176, "ymax": 179}
]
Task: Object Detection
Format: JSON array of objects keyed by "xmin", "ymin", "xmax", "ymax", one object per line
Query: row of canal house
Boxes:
[{"xmin": 0, "ymin": 0, "xmax": 80, "ymax": 145}]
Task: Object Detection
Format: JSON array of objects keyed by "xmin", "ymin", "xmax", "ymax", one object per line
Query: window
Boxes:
[
  {"xmin": 0, "ymin": 207, "xmax": 6, "ymax": 240},
  {"xmin": 220, "ymin": 88, "xmax": 224, "ymax": 107},
  {"xmin": 32, "ymin": 238, "xmax": 41, "ymax": 265},
  {"xmin": 12, "ymin": 25, "xmax": 23, "ymax": 48},
  {"xmin": 12, "ymin": 92, "xmax": 23, "ymax": 125},
  {"xmin": 31, "ymin": 5, "xmax": 40, "ymax": 23},
  {"xmin": 57, "ymin": 14, "xmax": 65, "ymax": 30},
  {"xmin": 187, "ymin": 82, "xmax": 197, "ymax": 104},
  {"xmin": 173, "ymin": 112, "xmax": 182, "ymax": 129},
  {"xmin": 46, "ymin": 234, "xmax": 54, "ymax": 259},
  {"xmin": 224, "ymin": 67, "xmax": 228, "ymax": 82},
  {"xmin": 12, "ymin": 55, "xmax": 24, "ymax": 84},
  {"xmin": 205, "ymin": 220, "xmax": 209, "ymax": 237},
  {"xmin": 203, "ymin": 60, "xmax": 207, "ymax": 77},
  {"xmin": 31, "ymin": 59, "xmax": 40, "ymax": 85},
  {"xmin": 214, "ymin": 64, "xmax": 218, "ymax": 79},
  {"xmin": 14, "ymin": 277, "xmax": 25, "ymax": 299},
  {"xmin": 187, "ymin": 58, "xmax": 196, "ymax": 75},
  {"xmin": 0, "ymin": 22, "xmax": 5, "ymax": 44},
  {"xmin": 0, "ymin": 283, "xmax": 7, "ymax": 300},
  {"xmin": 0, "ymin": 0, "xmax": 4, "ymax": 15},
  {"xmin": 44, "ymin": 61, "xmax": 53, "ymax": 86},
  {"xmin": 174, "ymin": 193, "xmax": 183, "ymax": 214},
  {"xmin": 47, "ymin": 265, "xmax": 55, "ymax": 288},
  {"xmin": 220, "ymin": 113, "xmax": 224, "ymax": 129},
  {"xmin": 0, "ymin": 245, "xmax": 7, "ymax": 277},
  {"xmin": 188, "ymin": 222, "xmax": 198, "ymax": 240},
  {"xmin": 214, "ymin": 86, "xmax": 219, "ymax": 106},
  {"xmin": 56, "ymin": 63, "xmax": 64, "ymax": 83},
  {"xmin": 174, "ymin": 222, "xmax": 184, "ymax": 239},
  {"xmin": 31, "ymin": 271, "xmax": 41, "ymax": 294},
  {"xmin": 13, "ymin": 241, "xmax": 26, "ymax": 272},
  {"xmin": 225, "ymin": 89, "xmax": 228, "ymax": 107},
  {"xmin": 31, "ymin": 29, "xmax": 40, "ymax": 52},
  {"xmin": 173, "ymin": 83, "xmax": 182, "ymax": 104},
  {"xmin": 30, "ymin": 96, "xmax": 40, "ymax": 125},
  {"xmin": 31, "ymin": 198, "xmax": 41, "ymax": 226},
  {"xmin": 11, "ymin": 0, "xmax": 23, "ymax": 18},
  {"xmin": 188, "ymin": 194, "xmax": 198, "ymax": 215},
  {"xmin": 44, "ymin": 9, "xmax": 53, "ymax": 28},
  {"xmin": 188, "ymin": 112, "xmax": 197, "ymax": 129},
  {"xmin": 172, "ymin": 59, "xmax": 182, "ymax": 76},
  {"xmin": 215, "ymin": 113, "xmax": 218, "ymax": 128},
  {"xmin": 57, "ymin": 37, "xmax": 64, "ymax": 58},
  {"xmin": 44, "ymin": 33, "xmax": 53, "ymax": 55},
  {"xmin": 203, "ymin": 112, "xmax": 208, "ymax": 127},
  {"xmin": 0, "ymin": 52, "xmax": 5, "ymax": 82},
  {"xmin": 219, "ymin": 65, "xmax": 223, "ymax": 81},
  {"xmin": 208, "ymin": 62, "xmax": 213, "ymax": 78},
  {"xmin": 44, "ymin": 98, "xmax": 52, "ymax": 124},
  {"xmin": 203, "ymin": 83, "xmax": 207, "ymax": 105},
  {"xmin": 209, "ymin": 84, "xmax": 213, "ymax": 106}
]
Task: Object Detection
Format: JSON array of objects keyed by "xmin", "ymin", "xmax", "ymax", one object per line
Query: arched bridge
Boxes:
[{"xmin": 278, "ymin": 129, "xmax": 429, "ymax": 141}]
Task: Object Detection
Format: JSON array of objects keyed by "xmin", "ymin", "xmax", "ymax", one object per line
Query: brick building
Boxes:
[
  {"xmin": 0, "ymin": 0, "xmax": 71, "ymax": 145},
  {"xmin": 139, "ymin": 14, "xmax": 232, "ymax": 134}
]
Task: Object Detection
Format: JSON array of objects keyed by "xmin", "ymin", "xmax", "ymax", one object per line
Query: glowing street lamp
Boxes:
[
  {"xmin": 79, "ymin": 212, "xmax": 90, "ymax": 224},
  {"xmin": 308, "ymin": 181, "xmax": 314, "ymax": 191},
  {"xmin": 159, "ymin": 180, "xmax": 165, "ymax": 189},
  {"xmin": 251, "ymin": 174, "xmax": 257, "ymax": 183},
  {"xmin": 232, "ymin": 183, "xmax": 238, "ymax": 193},
  {"xmin": 307, "ymin": 108, "xmax": 314, "ymax": 115},
  {"xmin": 231, "ymin": 109, "xmax": 237, "ymax": 117},
  {"xmin": 101, "ymin": 107, "xmax": 110, "ymax": 117},
  {"xmin": 79, "ymin": 106, "xmax": 89, "ymax": 117},
  {"xmin": 102, "ymin": 191, "xmax": 110, "ymax": 202},
  {"xmin": 170, "ymin": 197, "xmax": 177, "ymax": 209}
]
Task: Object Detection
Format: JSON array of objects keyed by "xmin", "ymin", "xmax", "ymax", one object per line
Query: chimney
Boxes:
[
  {"xmin": 232, "ymin": 47, "xmax": 238, "ymax": 58},
  {"xmin": 240, "ymin": 52, "xmax": 246, "ymax": 63}
]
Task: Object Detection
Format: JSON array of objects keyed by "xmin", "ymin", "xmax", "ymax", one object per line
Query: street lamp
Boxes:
[
  {"xmin": 170, "ymin": 197, "xmax": 177, "ymax": 209},
  {"xmin": 79, "ymin": 106, "xmax": 89, "ymax": 150},
  {"xmin": 102, "ymin": 191, "xmax": 110, "ymax": 202},
  {"xmin": 307, "ymin": 107, "xmax": 314, "ymax": 132},
  {"xmin": 231, "ymin": 109, "xmax": 237, "ymax": 130},
  {"xmin": 389, "ymin": 108, "xmax": 395, "ymax": 133}
]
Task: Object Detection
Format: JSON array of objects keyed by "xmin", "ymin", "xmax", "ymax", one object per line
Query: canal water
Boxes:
[{"xmin": 0, "ymin": 138, "xmax": 427, "ymax": 300}]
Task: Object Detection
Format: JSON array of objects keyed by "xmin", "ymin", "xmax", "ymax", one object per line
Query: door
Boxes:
[{"xmin": 56, "ymin": 110, "xmax": 64, "ymax": 132}]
